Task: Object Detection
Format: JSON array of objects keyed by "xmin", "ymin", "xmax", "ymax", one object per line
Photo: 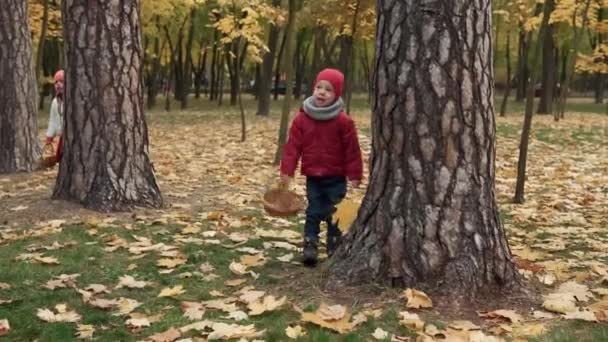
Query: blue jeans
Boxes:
[{"xmin": 304, "ymin": 176, "xmax": 347, "ymax": 241}]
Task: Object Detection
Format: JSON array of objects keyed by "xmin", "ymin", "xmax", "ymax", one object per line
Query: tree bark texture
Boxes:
[
  {"xmin": 0, "ymin": 0, "xmax": 41, "ymax": 173},
  {"xmin": 55, "ymin": 0, "xmax": 163, "ymax": 212},
  {"xmin": 328, "ymin": 0, "xmax": 519, "ymax": 300}
]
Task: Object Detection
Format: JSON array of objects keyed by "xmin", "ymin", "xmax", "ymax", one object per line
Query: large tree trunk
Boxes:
[
  {"xmin": 328, "ymin": 0, "xmax": 520, "ymax": 301},
  {"xmin": 256, "ymin": 0, "xmax": 281, "ymax": 116},
  {"xmin": 0, "ymin": 0, "xmax": 41, "ymax": 173},
  {"xmin": 55, "ymin": 0, "xmax": 163, "ymax": 212},
  {"xmin": 537, "ymin": 0, "xmax": 556, "ymax": 114}
]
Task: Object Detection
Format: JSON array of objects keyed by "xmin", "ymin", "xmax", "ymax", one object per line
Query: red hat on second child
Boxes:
[
  {"xmin": 314, "ymin": 68, "xmax": 344, "ymax": 98},
  {"xmin": 54, "ymin": 70, "xmax": 64, "ymax": 82}
]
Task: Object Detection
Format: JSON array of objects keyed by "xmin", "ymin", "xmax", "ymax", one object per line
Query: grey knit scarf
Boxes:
[{"xmin": 302, "ymin": 96, "xmax": 344, "ymax": 120}]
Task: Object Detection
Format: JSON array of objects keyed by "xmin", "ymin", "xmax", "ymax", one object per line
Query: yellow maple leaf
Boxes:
[
  {"xmin": 404, "ymin": 288, "xmax": 433, "ymax": 309},
  {"xmin": 158, "ymin": 285, "xmax": 186, "ymax": 297},
  {"xmin": 332, "ymin": 199, "xmax": 360, "ymax": 231}
]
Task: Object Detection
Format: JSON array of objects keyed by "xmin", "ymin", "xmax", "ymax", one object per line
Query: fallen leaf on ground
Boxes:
[
  {"xmin": 159, "ymin": 285, "xmax": 186, "ymax": 297},
  {"xmin": 399, "ymin": 311, "xmax": 425, "ymax": 331},
  {"xmin": 563, "ymin": 309, "xmax": 598, "ymax": 321},
  {"xmin": 148, "ymin": 327, "xmax": 181, "ymax": 342},
  {"xmin": 318, "ymin": 304, "xmax": 347, "ymax": 320},
  {"xmin": 240, "ymin": 254, "xmax": 266, "ymax": 267},
  {"xmin": 0, "ymin": 283, "xmax": 11, "ymax": 290},
  {"xmin": 84, "ymin": 284, "xmax": 110, "ymax": 294},
  {"xmin": 404, "ymin": 288, "xmax": 433, "ymax": 309},
  {"xmin": 372, "ymin": 327, "xmax": 389, "ymax": 340},
  {"xmin": 181, "ymin": 302, "xmax": 206, "ymax": 320},
  {"xmin": 113, "ymin": 298, "xmax": 142, "ymax": 316},
  {"xmin": 512, "ymin": 323, "xmax": 546, "ymax": 337},
  {"xmin": 207, "ymin": 322, "xmax": 260, "ymax": 340},
  {"xmin": 449, "ymin": 320, "xmax": 480, "ymax": 331},
  {"xmin": 116, "ymin": 275, "xmax": 148, "ymax": 289},
  {"xmin": 157, "ymin": 257, "xmax": 187, "ymax": 269},
  {"xmin": 285, "ymin": 325, "xmax": 306, "ymax": 339},
  {"xmin": 75, "ymin": 324, "xmax": 94, "ymax": 339},
  {"xmin": 229, "ymin": 261, "xmax": 249, "ymax": 275},
  {"xmin": 478, "ymin": 309, "xmax": 523, "ymax": 323},
  {"xmin": 248, "ymin": 295, "xmax": 286, "ymax": 316},
  {"xmin": 88, "ymin": 298, "xmax": 119, "ymax": 310},
  {"xmin": 226, "ymin": 310, "xmax": 248, "ymax": 321},
  {"xmin": 299, "ymin": 304, "xmax": 353, "ymax": 334},
  {"xmin": 37, "ymin": 305, "xmax": 81, "ymax": 322},
  {"xmin": 225, "ymin": 278, "xmax": 247, "ymax": 287}
]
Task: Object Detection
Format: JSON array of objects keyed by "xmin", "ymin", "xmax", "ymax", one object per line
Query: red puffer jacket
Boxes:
[{"xmin": 280, "ymin": 109, "xmax": 363, "ymax": 181}]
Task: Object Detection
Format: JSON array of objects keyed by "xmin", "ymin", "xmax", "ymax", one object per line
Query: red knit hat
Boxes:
[
  {"xmin": 314, "ymin": 68, "xmax": 344, "ymax": 98},
  {"xmin": 54, "ymin": 70, "xmax": 64, "ymax": 82}
]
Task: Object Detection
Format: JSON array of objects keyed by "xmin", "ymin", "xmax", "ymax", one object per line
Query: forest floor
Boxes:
[{"xmin": 0, "ymin": 96, "xmax": 606, "ymax": 341}]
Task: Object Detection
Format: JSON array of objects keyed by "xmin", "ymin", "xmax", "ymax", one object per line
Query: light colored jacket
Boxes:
[{"xmin": 46, "ymin": 97, "xmax": 63, "ymax": 138}]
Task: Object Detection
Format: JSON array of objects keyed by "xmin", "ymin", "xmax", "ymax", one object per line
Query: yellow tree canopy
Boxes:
[
  {"xmin": 28, "ymin": 0, "xmax": 62, "ymax": 43},
  {"xmin": 299, "ymin": 0, "xmax": 375, "ymax": 41}
]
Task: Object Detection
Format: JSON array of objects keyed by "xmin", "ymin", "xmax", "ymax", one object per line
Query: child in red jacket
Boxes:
[{"xmin": 280, "ymin": 68, "xmax": 363, "ymax": 266}]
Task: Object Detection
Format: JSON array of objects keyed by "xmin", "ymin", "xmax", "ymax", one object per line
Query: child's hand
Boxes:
[{"xmin": 351, "ymin": 180, "xmax": 361, "ymax": 189}]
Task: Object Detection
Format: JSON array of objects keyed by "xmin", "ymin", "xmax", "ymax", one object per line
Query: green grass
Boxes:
[{"xmin": 495, "ymin": 97, "xmax": 607, "ymax": 115}]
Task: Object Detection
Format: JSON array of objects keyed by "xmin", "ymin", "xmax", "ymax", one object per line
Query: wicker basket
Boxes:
[
  {"xmin": 262, "ymin": 188, "xmax": 304, "ymax": 217},
  {"xmin": 39, "ymin": 144, "xmax": 57, "ymax": 169}
]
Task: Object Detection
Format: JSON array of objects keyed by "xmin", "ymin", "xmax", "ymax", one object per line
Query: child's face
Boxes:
[
  {"xmin": 313, "ymin": 80, "xmax": 336, "ymax": 107},
  {"xmin": 54, "ymin": 80, "xmax": 64, "ymax": 95}
]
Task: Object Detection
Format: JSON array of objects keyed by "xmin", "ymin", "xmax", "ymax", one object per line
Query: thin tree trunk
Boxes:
[
  {"xmin": 274, "ymin": 0, "xmax": 296, "ymax": 165},
  {"xmin": 0, "ymin": 0, "xmax": 41, "ymax": 173},
  {"xmin": 360, "ymin": 40, "xmax": 372, "ymax": 102},
  {"xmin": 308, "ymin": 27, "xmax": 325, "ymax": 97},
  {"xmin": 594, "ymin": 73, "xmax": 605, "ymax": 104},
  {"xmin": 55, "ymin": 0, "xmax": 163, "ymax": 211},
  {"xmin": 36, "ymin": 0, "xmax": 50, "ymax": 110},
  {"xmin": 274, "ymin": 30, "xmax": 286, "ymax": 101},
  {"xmin": 345, "ymin": 0, "xmax": 361, "ymax": 113},
  {"xmin": 515, "ymin": 25, "xmax": 528, "ymax": 102},
  {"xmin": 210, "ymin": 29, "xmax": 219, "ymax": 101},
  {"xmin": 556, "ymin": 0, "xmax": 593, "ymax": 120},
  {"xmin": 537, "ymin": 0, "xmax": 556, "ymax": 114},
  {"xmin": 514, "ymin": 1, "xmax": 551, "ymax": 203},
  {"xmin": 182, "ymin": 8, "xmax": 196, "ymax": 109},
  {"xmin": 328, "ymin": 1, "xmax": 520, "ymax": 301},
  {"xmin": 500, "ymin": 31, "xmax": 512, "ymax": 117},
  {"xmin": 218, "ymin": 52, "xmax": 225, "ymax": 106},
  {"xmin": 256, "ymin": 0, "xmax": 281, "ymax": 116}
]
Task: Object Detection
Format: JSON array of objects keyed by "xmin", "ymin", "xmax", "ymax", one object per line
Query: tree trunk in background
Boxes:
[
  {"xmin": 257, "ymin": 0, "xmax": 281, "ymax": 116},
  {"xmin": 360, "ymin": 40, "xmax": 372, "ymax": 102},
  {"xmin": 294, "ymin": 29, "xmax": 310, "ymax": 99},
  {"xmin": 210, "ymin": 29, "xmax": 219, "ymax": 101},
  {"xmin": 274, "ymin": 0, "xmax": 296, "ymax": 164},
  {"xmin": 194, "ymin": 43, "xmax": 207, "ymax": 99},
  {"xmin": 500, "ymin": 31, "xmax": 512, "ymax": 117},
  {"xmin": 594, "ymin": 73, "xmax": 605, "ymax": 104},
  {"xmin": 36, "ymin": 0, "xmax": 50, "ymax": 110},
  {"xmin": 146, "ymin": 36, "xmax": 162, "ymax": 109},
  {"xmin": 556, "ymin": 0, "xmax": 593, "ymax": 120},
  {"xmin": 515, "ymin": 1, "xmax": 550, "ymax": 203},
  {"xmin": 274, "ymin": 30, "xmax": 286, "ymax": 100},
  {"xmin": 515, "ymin": 25, "xmax": 528, "ymax": 102},
  {"xmin": 328, "ymin": 1, "xmax": 520, "ymax": 301},
  {"xmin": 218, "ymin": 52, "xmax": 225, "ymax": 105},
  {"xmin": 181, "ymin": 8, "xmax": 196, "ymax": 109},
  {"xmin": 537, "ymin": 0, "xmax": 556, "ymax": 114},
  {"xmin": 55, "ymin": 0, "xmax": 163, "ymax": 211},
  {"xmin": 308, "ymin": 27, "xmax": 325, "ymax": 97},
  {"xmin": 0, "ymin": 0, "xmax": 41, "ymax": 173}
]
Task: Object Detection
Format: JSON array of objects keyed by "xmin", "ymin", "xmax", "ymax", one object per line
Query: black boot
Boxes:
[
  {"xmin": 326, "ymin": 233, "xmax": 342, "ymax": 257},
  {"xmin": 302, "ymin": 238, "xmax": 318, "ymax": 267}
]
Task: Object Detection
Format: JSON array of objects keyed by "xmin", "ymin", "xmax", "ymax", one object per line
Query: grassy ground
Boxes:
[{"xmin": 1, "ymin": 93, "xmax": 606, "ymax": 341}]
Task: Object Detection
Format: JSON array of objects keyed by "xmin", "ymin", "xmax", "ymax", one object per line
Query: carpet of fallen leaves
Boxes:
[{"xmin": 0, "ymin": 109, "xmax": 606, "ymax": 341}]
